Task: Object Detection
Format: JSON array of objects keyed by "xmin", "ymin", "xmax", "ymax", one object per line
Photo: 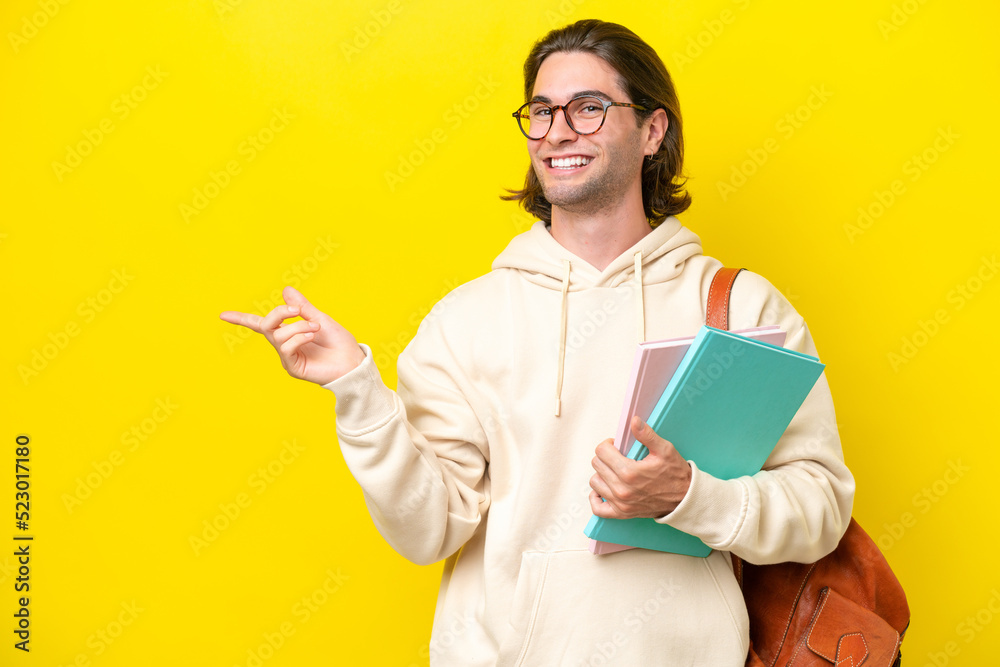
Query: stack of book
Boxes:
[{"xmin": 585, "ymin": 325, "xmax": 825, "ymax": 556}]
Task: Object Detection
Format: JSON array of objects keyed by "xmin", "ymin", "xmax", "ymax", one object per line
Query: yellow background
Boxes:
[{"xmin": 3, "ymin": 0, "xmax": 998, "ymax": 664}]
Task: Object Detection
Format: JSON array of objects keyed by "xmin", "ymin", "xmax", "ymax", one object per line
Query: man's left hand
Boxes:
[{"xmin": 589, "ymin": 416, "xmax": 692, "ymax": 519}]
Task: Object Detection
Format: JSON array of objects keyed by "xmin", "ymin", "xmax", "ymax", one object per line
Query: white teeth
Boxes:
[{"xmin": 550, "ymin": 156, "xmax": 592, "ymax": 169}]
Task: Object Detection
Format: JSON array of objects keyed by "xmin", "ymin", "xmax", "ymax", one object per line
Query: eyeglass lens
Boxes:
[{"xmin": 520, "ymin": 97, "xmax": 606, "ymax": 139}]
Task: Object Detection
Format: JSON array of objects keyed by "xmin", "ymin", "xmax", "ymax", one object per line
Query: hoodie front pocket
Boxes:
[
  {"xmin": 496, "ymin": 548, "xmax": 749, "ymax": 667},
  {"xmin": 499, "ymin": 550, "xmax": 553, "ymax": 665}
]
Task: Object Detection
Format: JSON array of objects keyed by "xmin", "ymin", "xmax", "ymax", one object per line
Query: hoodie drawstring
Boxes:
[
  {"xmin": 553, "ymin": 252, "xmax": 647, "ymax": 417},
  {"xmin": 634, "ymin": 251, "xmax": 645, "ymax": 344},
  {"xmin": 555, "ymin": 259, "xmax": 571, "ymax": 417}
]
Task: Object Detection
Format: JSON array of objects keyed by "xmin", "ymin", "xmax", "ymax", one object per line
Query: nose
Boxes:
[{"xmin": 545, "ymin": 106, "xmax": 577, "ymax": 143}]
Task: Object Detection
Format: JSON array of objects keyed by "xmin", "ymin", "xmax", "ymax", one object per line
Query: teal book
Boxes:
[{"xmin": 584, "ymin": 325, "xmax": 825, "ymax": 557}]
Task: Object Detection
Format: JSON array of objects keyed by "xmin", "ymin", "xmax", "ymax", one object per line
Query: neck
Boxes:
[{"xmin": 548, "ymin": 189, "xmax": 652, "ymax": 271}]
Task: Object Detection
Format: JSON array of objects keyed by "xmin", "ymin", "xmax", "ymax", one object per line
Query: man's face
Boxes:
[{"xmin": 527, "ymin": 51, "xmax": 648, "ymax": 216}]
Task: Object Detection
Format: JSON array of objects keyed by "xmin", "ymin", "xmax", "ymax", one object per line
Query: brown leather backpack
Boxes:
[{"xmin": 708, "ymin": 267, "xmax": 910, "ymax": 667}]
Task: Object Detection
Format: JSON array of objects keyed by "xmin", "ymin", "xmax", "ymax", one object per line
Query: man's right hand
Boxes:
[{"xmin": 219, "ymin": 285, "xmax": 365, "ymax": 386}]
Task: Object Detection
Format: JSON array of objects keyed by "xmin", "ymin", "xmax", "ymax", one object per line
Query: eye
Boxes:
[
  {"xmin": 572, "ymin": 98, "xmax": 605, "ymax": 119},
  {"xmin": 529, "ymin": 104, "xmax": 552, "ymax": 119}
]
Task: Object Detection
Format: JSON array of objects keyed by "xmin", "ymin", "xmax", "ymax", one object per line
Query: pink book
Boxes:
[{"xmin": 589, "ymin": 326, "xmax": 787, "ymax": 555}]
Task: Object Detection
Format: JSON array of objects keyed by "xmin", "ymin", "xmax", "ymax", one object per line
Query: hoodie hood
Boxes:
[
  {"xmin": 491, "ymin": 215, "xmax": 703, "ymax": 291},
  {"xmin": 491, "ymin": 216, "xmax": 705, "ymax": 416}
]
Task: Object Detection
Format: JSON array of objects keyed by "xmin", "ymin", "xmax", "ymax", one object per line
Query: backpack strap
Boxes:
[
  {"xmin": 706, "ymin": 267, "xmax": 744, "ymax": 330},
  {"xmin": 707, "ymin": 266, "xmax": 746, "ymax": 583}
]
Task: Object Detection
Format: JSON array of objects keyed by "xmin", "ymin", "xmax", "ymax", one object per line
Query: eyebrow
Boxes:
[{"xmin": 530, "ymin": 89, "xmax": 614, "ymax": 104}]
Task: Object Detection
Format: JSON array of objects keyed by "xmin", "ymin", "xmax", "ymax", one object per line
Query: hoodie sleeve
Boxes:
[
  {"xmin": 323, "ymin": 314, "xmax": 489, "ymax": 567},
  {"xmin": 655, "ymin": 270, "xmax": 855, "ymax": 565}
]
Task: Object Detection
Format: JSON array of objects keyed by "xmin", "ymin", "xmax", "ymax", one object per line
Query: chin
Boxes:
[{"xmin": 542, "ymin": 184, "xmax": 594, "ymax": 209}]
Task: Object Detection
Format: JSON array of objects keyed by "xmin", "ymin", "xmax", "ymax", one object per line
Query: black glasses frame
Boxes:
[{"xmin": 512, "ymin": 96, "xmax": 648, "ymax": 140}]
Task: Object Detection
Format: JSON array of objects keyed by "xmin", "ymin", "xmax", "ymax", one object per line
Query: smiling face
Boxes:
[{"xmin": 527, "ymin": 51, "xmax": 650, "ymax": 218}]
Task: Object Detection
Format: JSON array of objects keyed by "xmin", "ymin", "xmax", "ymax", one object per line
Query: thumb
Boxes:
[
  {"xmin": 630, "ymin": 416, "xmax": 673, "ymax": 457},
  {"xmin": 282, "ymin": 286, "xmax": 324, "ymax": 319}
]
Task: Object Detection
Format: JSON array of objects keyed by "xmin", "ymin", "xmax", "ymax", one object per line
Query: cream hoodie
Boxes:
[{"xmin": 325, "ymin": 217, "xmax": 854, "ymax": 666}]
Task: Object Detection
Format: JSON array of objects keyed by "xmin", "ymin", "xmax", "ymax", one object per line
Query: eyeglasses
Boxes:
[{"xmin": 512, "ymin": 96, "xmax": 648, "ymax": 140}]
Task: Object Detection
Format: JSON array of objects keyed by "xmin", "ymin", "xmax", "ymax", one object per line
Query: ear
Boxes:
[{"xmin": 642, "ymin": 108, "xmax": 669, "ymax": 157}]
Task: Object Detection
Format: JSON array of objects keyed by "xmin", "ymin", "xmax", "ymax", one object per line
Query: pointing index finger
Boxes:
[{"xmin": 219, "ymin": 310, "xmax": 264, "ymax": 332}]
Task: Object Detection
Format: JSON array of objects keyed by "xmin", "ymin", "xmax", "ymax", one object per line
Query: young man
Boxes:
[{"xmin": 221, "ymin": 20, "xmax": 854, "ymax": 666}]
